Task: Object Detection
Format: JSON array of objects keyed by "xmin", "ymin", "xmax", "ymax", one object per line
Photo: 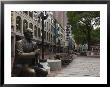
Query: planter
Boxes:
[{"xmin": 47, "ymin": 59, "xmax": 61, "ymax": 71}]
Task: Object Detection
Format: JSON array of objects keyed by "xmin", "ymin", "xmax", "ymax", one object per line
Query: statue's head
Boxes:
[{"xmin": 24, "ymin": 28, "xmax": 33, "ymax": 40}]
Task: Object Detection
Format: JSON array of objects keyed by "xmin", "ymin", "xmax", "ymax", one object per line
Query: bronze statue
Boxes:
[{"xmin": 12, "ymin": 28, "xmax": 48, "ymax": 77}]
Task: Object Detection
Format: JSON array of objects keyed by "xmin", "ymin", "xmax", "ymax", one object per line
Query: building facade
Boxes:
[
  {"xmin": 53, "ymin": 11, "xmax": 68, "ymax": 52},
  {"xmin": 11, "ymin": 11, "xmax": 55, "ymax": 68},
  {"xmin": 11, "ymin": 11, "xmax": 75, "ymax": 69}
]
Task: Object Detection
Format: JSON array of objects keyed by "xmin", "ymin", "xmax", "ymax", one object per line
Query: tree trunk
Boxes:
[{"xmin": 87, "ymin": 27, "xmax": 91, "ymax": 51}]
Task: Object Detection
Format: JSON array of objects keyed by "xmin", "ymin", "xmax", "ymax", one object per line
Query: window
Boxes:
[
  {"xmin": 23, "ymin": 19, "xmax": 28, "ymax": 33},
  {"xmin": 29, "ymin": 23, "xmax": 33, "ymax": 30},
  {"xmin": 61, "ymin": 29, "xmax": 63, "ymax": 33},
  {"xmin": 23, "ymin": 11, "xmax": 28, "ymax": 15},
  {"xmin": 66, "ymin": 33, "xmax": 70, "ymax": 36},
  {"xmin": 11, "ymin": 36, "xmax": 14, "ymax": 57},
  {"xmin": 44, "ymin": 22, "xmax": 46, "ymax": 27},
  {"xmin": 34, "ymin": 11, "xmax": 37, "ymax": 14},
  {"xmin": 51, "ymin": 25, "xmax": 53, "ymax": 32},
  {"xmin": 34, "ymin": 26, "xmax": 37, "ymax": 37},
  {"xmin": 29, "ymin": 11, "xmax": 33, "ymax": 18},
  {"xmin": 47, "ymin": 22, "xmax": 48, "ymax": 30},
  {"xmin": 11, "ymin": 11, "xmax": 13, "ymax": 25},
  {"xmin": 38, "ymin": 28, "xmax": 41, "ymax": 38},
  {"xmin": 51, "ymin": 34, "xmax": 52, "ymax": 42},
  {"xmin": 11, "ymin": 11, "xmax": 14, "ymax": 31},
  {"xmin": 51, "ymin": 19, "xmax": 53, "ymax": 23},
  {"xmin": 48, "ymin": 33, "xmax": 50, "ymax": 41},
  {"xmin": 49, "ymin": 24, "xmax": 51, "ymax": 31},
  {"xmin": 16, "ymin": 16, "xmax": 22, "ymax": 32},
  {"xmin": 44, "ymin": 31, "xmax": 46, "ymax": 40},
  {"xmin": 47, "ymin": 32, "xmax": 48, "ymax": 41},
  {"xmin": 49, "ymin": 33, "xmax": 51, "ymax": 41}
]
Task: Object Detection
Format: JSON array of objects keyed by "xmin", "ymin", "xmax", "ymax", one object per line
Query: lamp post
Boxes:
[
  {"xmin": 54, "ymin": 19, "xmax": 57, "ymax": 54},
  {"xmin": 57, "ymin": 24, "xmax": 60, "ymax": 53},
  {"xmin": 38, "ymin": 11, "xmax": 48, "ymax": 61},
  {"xmin": 66, "ymin": 24, "xmax": 70, "ymax": 54}
]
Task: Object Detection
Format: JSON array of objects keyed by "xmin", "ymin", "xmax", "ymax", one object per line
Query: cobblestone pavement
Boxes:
[{"xmin": 48, "ymin": 56, "xmax": 100, "ymax": 77}]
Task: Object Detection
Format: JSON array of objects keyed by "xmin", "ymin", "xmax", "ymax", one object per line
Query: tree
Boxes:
[
  {"xmin": 91, "ymin": 27, "xmax": 100, "ymax": 45},
  {"xmin": 67, "ymin": 11, "xmax": 100, "ymax": 51}
]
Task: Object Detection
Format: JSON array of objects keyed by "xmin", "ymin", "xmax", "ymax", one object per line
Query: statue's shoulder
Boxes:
[
  {"xmin": 16, "ymin": 39, "xmax": 24, "ymax": 44},
  {"xmin": 17, "ymin": 40, "xmax": 22, "ymax": 43},
  {"xmin": 32, "ymin": 41, "xmax": 36, "ymax": 44}
]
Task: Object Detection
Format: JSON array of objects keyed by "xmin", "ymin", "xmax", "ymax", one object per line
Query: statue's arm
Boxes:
[
  {"xmin": 16, "ymin": 41, "xmax": 35, "ymax": 59},
  {"xmin": 18, "ymin": 52, "xmax": 35, "ymax": 59}
]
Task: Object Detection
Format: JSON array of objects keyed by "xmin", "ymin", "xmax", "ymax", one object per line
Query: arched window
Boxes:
[
  {"xmin": 16, "ymin": 16, "xmax": 22, "ymax": 32},
  {"xmin": 29, "ymin": 23, "xmax": 33, "ymax": 30},
  {"xmin": 11, "ymin": 11, "xmax": 14, "ymax": 31},
  {"xmin": 23, "ymin": 19, "xmax": 28, "ymax": 33},
  {"xmin": 23, "ymin": 11, "xmax": 28, "ymax": 15},
  {"xmin": 34, "ymin": 25, "xmax": 37, "ymax": 37},
  {"xmin": 47, "ymin": 32, "xmax": 48, "ymax": 41},
  {"xmin": 29, "ymin": 11, "xmax": 33, "ymax": 18},
  {"xmin": 51, "ymin": 34, "xmax": 52, "ymax": 42},
  {"xmin": 49, "ymin": 33, "xmax": 50, "ymax": 42},
  {"xmin": 38, "ymin": 28, "xmax": 41, "ymax": 38},
  {"xmin": 47, "ymin": 22, "xmax": 48, "ymax": 30},
  {"xmin": 44, "ymin": 31, "xmax": 46, "ymax": 40},
  {"xmin": 49, "ymin": 33, "xmax": 51, "ymax": 42},
  {"xmin": 44, "ymin": 22, "xmax": 46, "ymax": 27}
]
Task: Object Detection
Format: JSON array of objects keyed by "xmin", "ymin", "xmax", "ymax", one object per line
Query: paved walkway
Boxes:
[{"xmin": 48, "ymin": 56, "xmax": 100, "ymax": 77}]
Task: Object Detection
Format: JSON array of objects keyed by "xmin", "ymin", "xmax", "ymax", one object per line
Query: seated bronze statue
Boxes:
[{"xmin": 12, "ymin": 28, "xmax": 48, "ymax": 77}]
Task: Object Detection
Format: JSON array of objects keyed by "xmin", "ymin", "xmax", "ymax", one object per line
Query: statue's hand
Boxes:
[{"xmin": 34, "ymin": 49, "xmax": 40, "ymax": 55}]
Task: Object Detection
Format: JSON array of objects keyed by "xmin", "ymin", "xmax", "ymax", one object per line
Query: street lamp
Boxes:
[
  {"xmin": 54, "ymin": 19, "xmax": 57, "ymax": 54},
  {"xmin": 66, "ymin": 24, "xmax": 70, "ymax": 54},
  {"xmin": 54, "ymin": 20, "xmax": 60, "ymax": 54},
  {"xmin": 38, "ymin": 11, "xmax": 48, "ymax": 61}
]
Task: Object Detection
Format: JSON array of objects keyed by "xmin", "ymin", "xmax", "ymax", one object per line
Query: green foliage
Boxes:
[
  {"xmin": 73, "ymin": 28, "xmax": 87, "ymax": 45},
  {"xmin": 67, "ymin": 11, "xmax": 100, "ymax": 48},
  {"xmin": 91, "ymin": 28, "xmax": 100, "ymax": 44}
]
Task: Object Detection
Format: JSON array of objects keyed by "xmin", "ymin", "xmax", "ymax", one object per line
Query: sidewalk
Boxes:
[
  {"xmin": 47, "ymin": 70, "xmax": 62, "ymax": 77},
  {"xmin": 47, "ymin": 56, "xmax": 100, "ymax": 77}
]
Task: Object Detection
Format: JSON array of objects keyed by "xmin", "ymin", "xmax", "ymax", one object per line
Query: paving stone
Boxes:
[{"xmin": 54, "ymin": 56, "xmax": 100, "ymax": 77}]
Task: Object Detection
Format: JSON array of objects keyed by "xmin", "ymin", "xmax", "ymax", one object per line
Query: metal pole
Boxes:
[
  {"xmin": 38, "ymin": 11, "xmax": 48, "ymax": 61},
  {"xmin": 42, "ymin": 16, "xmax": 44, "ymax": 60},
  {"xmin": 68, "ymin": 40, "xmax": 69, "ymax": 54},
  {"xmin": 54, "ymin": 19, "xmax": 57, "ymax": 54}
]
